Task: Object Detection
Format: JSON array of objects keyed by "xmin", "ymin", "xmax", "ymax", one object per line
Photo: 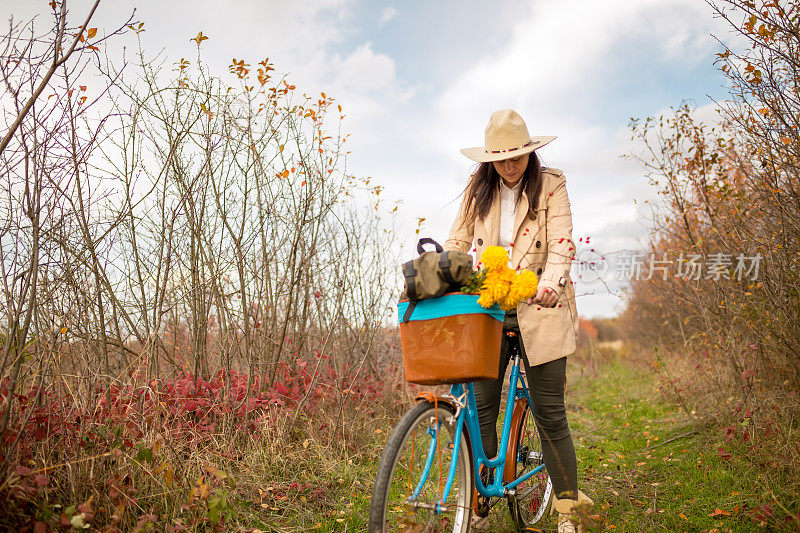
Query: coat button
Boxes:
[
  {"xmin": 477, "ymin": 238, "xmax": 483, "ymax": 246},
  {"xmin": 535, "ymin": 240, "xmax": 541, "ymax": 248},
  {"xmin": 536, "ymin": 267, "xmax": 543, "ymax": 275}
]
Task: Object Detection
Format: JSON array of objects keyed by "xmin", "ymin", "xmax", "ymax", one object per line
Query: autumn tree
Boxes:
[
  {"xmin": 0, "ymin": 4, "xmax": 399, "ymax": 472},
  {"xmin": 624, "ymin": 0, "xmax": 800, "ymax": 399}
]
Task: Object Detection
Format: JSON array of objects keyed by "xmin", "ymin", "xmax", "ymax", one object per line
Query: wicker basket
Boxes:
[{"xmin": 398, "ymin": 293, "xmax": 504, "ymax": 385}]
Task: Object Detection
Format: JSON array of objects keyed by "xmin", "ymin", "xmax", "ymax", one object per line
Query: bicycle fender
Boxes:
[{"xmin": 414, "ymin": 391, "xmax": 458, "ymax": 410}]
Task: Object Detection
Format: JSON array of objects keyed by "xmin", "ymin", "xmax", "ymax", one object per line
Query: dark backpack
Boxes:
[{"xmin": 401, "ymin": 238, "xmax": 473, "ymax": 322}]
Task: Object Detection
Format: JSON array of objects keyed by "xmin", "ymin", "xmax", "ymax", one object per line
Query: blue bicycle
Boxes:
[{"xmin": 369, "ymin": 330, "xmax": 553, "ymax": 532}]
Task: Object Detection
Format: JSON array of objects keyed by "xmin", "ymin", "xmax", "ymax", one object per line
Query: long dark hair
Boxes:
[{"xmin": 462, "ymin": 152, "xmax": 543, "ymax": 225}]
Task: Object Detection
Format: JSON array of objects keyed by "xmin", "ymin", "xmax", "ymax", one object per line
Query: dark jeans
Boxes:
[{"xmin": 473, "ymin": 311, "xmax": 578, "ymax": 500}]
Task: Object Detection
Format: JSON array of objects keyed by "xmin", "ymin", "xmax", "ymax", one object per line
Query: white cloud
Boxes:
[
  {"xmin": 432, "ymin": 0, "xmax": 725, "ymax": 153},
  {"xmin": 378, "ymin": 6, "xmax": 398, "ymax": 28},
  {"xmin": 0, "ymin": 0, "xmax": 358, "ymax": 65},
  {"xmin": 335, "ymin": 42, "xmax": 397, "ymax": 92}
]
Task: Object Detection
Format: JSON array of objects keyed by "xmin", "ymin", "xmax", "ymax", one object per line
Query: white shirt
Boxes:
[{"xmin": 498, "ymin": 180, "xmax": 522, "ymax": 252}]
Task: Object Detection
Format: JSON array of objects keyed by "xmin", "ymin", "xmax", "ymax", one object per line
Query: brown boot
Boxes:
[{"xmin": 551, "ymin": 491, "xmax": 594, "ymax": 533}]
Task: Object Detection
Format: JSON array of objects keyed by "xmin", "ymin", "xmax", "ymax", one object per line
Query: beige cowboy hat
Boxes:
[{"xmin": 460, "ymin": 109, "xmax": 556, "ymax": 163}]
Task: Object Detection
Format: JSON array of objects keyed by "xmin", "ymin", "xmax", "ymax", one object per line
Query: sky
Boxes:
[{"xmin": 1, "ymin": 0, "xmax": 738, "ymax": 318}]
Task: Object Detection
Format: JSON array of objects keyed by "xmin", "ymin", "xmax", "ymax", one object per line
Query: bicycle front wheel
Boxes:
[
  {"xmin": 369, "ymin": 400, "xmax": 473, "ymax": 532},
  {"xmin": 507, "ymin": 399, "xmax": 553, "ymax": 528}
]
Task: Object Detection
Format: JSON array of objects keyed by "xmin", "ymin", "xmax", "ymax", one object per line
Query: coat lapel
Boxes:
[
  {"xmin": 486, "ymin": 197, "xmax": 500, "ymax": 246},
  {"xmin": 473, "ymin": 197, "xmax": 500, "ymax": 268},
  {"xmin": 510, "ymin": 186, "xmax": 549, "ymax": 268},
  {"xmin": 511, "ymin": 190, "xmax": 529, "ymax": 244}
]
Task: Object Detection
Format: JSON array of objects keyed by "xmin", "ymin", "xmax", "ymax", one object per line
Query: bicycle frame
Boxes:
[{"xmin": 415, "ymin": 351, "xmax": 547, "ymax": 512}]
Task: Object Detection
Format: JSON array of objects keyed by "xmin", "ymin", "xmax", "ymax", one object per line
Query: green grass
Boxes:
[
  {"xmin": 566, "ymin": 356, "xmax": 796, "ymax": 532},
  {"xmin": 229, "ymin": 424, "xmax": 392, "ymax": 532}
]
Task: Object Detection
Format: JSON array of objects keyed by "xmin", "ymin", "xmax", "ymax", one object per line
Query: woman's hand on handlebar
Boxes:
[{"xmin": 528, "ymin": 285, "xmax": 558, "ymax": 308}]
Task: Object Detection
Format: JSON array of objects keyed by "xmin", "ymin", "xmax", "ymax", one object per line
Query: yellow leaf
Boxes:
[
  {"xmin": 70, "ymin": 514, "xmax": 88, "ymax": 529},
  {"xmin": 87, "ymin": 28, "xmax": 97, "ymax": 38},
  {"xmin": 155, "ymin": 462, "xmax": 174, "ymax": 485}
]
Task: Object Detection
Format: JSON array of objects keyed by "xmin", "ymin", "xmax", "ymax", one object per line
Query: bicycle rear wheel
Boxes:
[
  {"xmin": 369, "ymin": 400, "xmax": 473, "ymax": 532},
  {"xmin": 507, "ymin": 399, "xmax": 553, "ymax": 528}
]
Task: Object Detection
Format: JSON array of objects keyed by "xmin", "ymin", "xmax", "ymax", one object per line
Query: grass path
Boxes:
[
  {"xmin": 468, "ymin": 353, "xmax": 796, "ymax": 532},
  {"xmin": 566, "ymin": 357, "xmax": 764, "ymax": 532},
  {"xmin": 473, "ymin": 354, "xmax": 790, "ymax": 532},
  {"xmin": 270, "ymin": 354, "xmax": 796, "ymax": 531}
]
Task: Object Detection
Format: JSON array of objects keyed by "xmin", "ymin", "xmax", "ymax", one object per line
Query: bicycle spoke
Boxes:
[{"xmin": 507, "ymin": 400, "xmax": 553, "ymax": 528}]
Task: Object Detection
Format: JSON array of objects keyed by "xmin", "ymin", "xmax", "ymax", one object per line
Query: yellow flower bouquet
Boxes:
[{"xmin": 460, "ymin": 247, "xmax": 539, "ymax": 311}]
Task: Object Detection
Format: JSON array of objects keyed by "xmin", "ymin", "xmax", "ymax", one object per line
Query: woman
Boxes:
[{"xmin": 444, "ymin": 109, "xmax": 592, "ymax": 532}]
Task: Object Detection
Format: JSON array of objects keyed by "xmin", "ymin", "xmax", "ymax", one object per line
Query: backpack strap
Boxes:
[
  {"xmin": 403, "ymin": 261, "xmax": 418, "ymax": 301},
  {"xmin": 438, "ymin": 251, "xmax": 456, "ymax": 284},
  {"xmin": 402, "ymin": 301, "xmax": 417, "ymax": 324},
  {"xmin": 402, "ymin": 261, "xmax": 419, "ymax": 323}
]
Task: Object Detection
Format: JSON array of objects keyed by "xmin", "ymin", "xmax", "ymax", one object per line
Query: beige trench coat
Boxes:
[{"xmin": 444, "ymin": 167, "xmax": 579, "ymax": 367}]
